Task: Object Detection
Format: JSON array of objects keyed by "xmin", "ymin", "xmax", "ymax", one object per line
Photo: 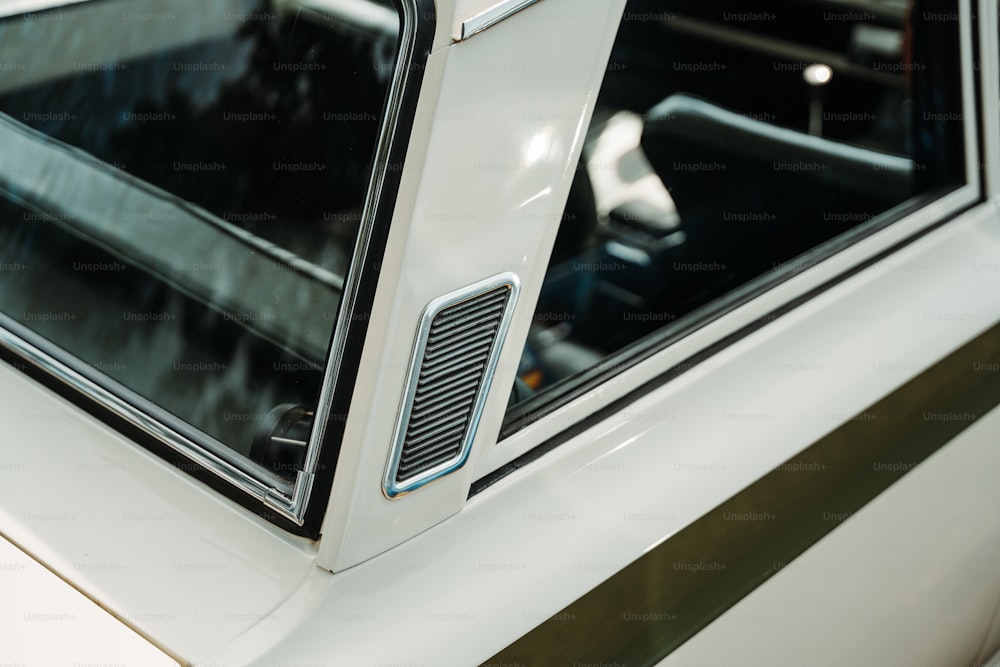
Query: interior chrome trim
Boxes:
[
  {"xmin": 458, "ymin": 0, "xmax": 542, "ymax": 41},
  {"xmin": 384, "ymin": 273, "xmax": 521, "ymax": 498},
  {"xmin": 0, "ymin": 0, "xmax": 421, "ymax": 526}
]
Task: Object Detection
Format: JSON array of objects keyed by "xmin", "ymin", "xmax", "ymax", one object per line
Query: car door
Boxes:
[
  {"xmin": 240, "ymin": 0, "xmax": 1000, "ymax": 664},
  {"xmin": 1, "ymin": 0, "xmax": 999, "ymax": 664},
  {"xmin": 469, "ymin": 0, "xmax": 1000, "ymax": 664}
]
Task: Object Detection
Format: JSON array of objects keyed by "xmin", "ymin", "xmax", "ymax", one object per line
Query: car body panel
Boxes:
[
  {"xmin": 658, "ymin": 405, "xmax": 1000, "ymax": 667},
  {"xmin": 0, "ymin": 0, "xmax": 997, "ymax": 664},
  {"xmin": 0, "ymin": 357, "xmax": 316, "ymax": 662},
  {"xmin": 317, "ymin": 0, "xmax": 626, "ymax": 572},
  {"xmin": 0, "ymin": 532, "xmax": 179, "ymax": 665},
  {"xmin": 224, "ymin": 202, "xmax": 996, "ymax": 664},
  {"xmin": 982, "ymin": 597, "xmax": 1000, "ymax": 667},
  {"xmin": 488, "ymin": 0, "xmax": 985, "ymax": 478}
]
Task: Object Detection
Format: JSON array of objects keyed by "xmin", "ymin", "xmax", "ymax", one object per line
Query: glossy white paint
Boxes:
[
  {"xmin": 316, "ymin": 0, "xmax": 626, "ymax": 572},
  {"xmin": 482, "ymin": 186, "xmax": 983, "ymax": 480},
  {"xmin": 0, "ymin": 0, "xmax": 997, "ymax": 664},
  {"xmin": 0, "ymin": 359, "xmax": 318, "ymax": 663},
  {"xmin": 658, "ymin": 405, "xmax": 1000, "ymax": 667},
  {"xmin": 4, "ymin": 196, "xmax": 997, "ymax": 664},
  {"xmin": 0, "ymin": 533, "xmax": 179, "ymax": 666},
  {"xmin": 220, "ymin": 200, "xmax": 999, "ymax": 664},
  {"xmin": 980, "ymin": 602, "xmax": 1000, "ymax": 666}
]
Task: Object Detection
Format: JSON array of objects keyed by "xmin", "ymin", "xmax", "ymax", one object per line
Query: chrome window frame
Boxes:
[
  {"xmin": 981, "ymin": 0, "xmax": 1000, "ymax": 199},
  {"xmin": 487, "ymin": 0, "xmax": 984, "ymax": 476},
  {"xmin": 458, "ymin": 0, "xmax": 542, "ymax": 40},
  {"xmin": 0, "ymin": 0, "xmax": 424, "ymax": 526}
]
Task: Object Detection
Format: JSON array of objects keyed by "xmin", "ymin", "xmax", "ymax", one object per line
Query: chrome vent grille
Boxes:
[{"xmin": 385, "ymin": 275, "xmax": 519, "ymax": 498}]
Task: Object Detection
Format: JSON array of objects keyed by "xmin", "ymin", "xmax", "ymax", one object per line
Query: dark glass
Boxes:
[
  {"xmin": 0, "ymin": 0, "xmax": 400, "ymax": 480},
  {"xmin": 508, "ymin": 0, "xmax": 965, "ymax": 417}
]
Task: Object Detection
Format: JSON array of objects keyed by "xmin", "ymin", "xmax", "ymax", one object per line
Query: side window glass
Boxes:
[
  {"xmin": 0, "ymin": 0, "xmax": 401, "ymax": 486},
  {"xmin": 507, "ymin": 0, "xmax": 965, "ymax": 420}
]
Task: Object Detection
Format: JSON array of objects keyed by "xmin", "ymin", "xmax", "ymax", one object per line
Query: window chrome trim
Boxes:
[
  {"xmin": 0, "ymin": 0, "xmax": 422, "ymax": 526},
  {"xmin": 980, "ymin": 0, "xmax": 1000, "ymax": 200},
  {"xmin": 957, "ymin": 0, "xmax": 982, "ymax": 195},
  {"xmin": 458, "ymin": 0, "xmax": 542, "ymax": 41},
  {"xmin": 289, "ymin": 0, "xmax": 423, "ymax": 521},
  {"xmin": 491, "ymin": 188, "xmax": 983, "ymax": 479},
  {"xmin": 384, "ymin": 273, "xmax": 521, "ymax": 498},
  {"xmin": 488, "ymin": 0, "xmax": 983, "ymax": 474},
  {"xmin": 0, "ymin": 315, "xmax": 294, "ymax": 500}
]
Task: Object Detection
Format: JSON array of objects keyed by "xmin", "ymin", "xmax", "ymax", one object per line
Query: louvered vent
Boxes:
[{"xmin": 384, "ymin": 274, "xmax": 519, "ymax": 498}]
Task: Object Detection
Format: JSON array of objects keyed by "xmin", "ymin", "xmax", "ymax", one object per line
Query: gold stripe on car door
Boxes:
[{"xmin": 485, "ymin": 320, "xmax": 1000, "ymax": 666}]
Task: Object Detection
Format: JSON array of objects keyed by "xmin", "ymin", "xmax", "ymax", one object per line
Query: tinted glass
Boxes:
[
  {"xmin": 0, "ymin": 0, "xmax": 400, "ymax": 482},
  {"xmin": 507, "ymin": 0, "xmax": 965, "ymax": 418}
]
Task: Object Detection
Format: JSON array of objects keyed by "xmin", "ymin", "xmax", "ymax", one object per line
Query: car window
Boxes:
[
  {"xmin": 505, "ymin": 0, "xmax": 966, "ymax": 423},
  {"xmin": 0, "ymin": 0, "xmax": 401, "ymax": 506}
]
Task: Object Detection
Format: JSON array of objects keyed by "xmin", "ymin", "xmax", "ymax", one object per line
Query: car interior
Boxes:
[{"xmin": 508, "ymin": 0, "xmax": 965, "ymax": 412}]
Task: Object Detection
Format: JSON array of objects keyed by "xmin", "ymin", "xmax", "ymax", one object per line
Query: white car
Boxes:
[{"xmin": 1, "ymin": 0, "xmax": 999, "ymax": 664}]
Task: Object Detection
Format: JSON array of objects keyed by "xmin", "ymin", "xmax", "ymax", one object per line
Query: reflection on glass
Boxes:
[
  {"xmin": 0, "ymin": 0, "xmax": 400, "ymax": 481},
  {"xmin": 509, "ymin": 0, "xmax": 965, "ymax": 414}
]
